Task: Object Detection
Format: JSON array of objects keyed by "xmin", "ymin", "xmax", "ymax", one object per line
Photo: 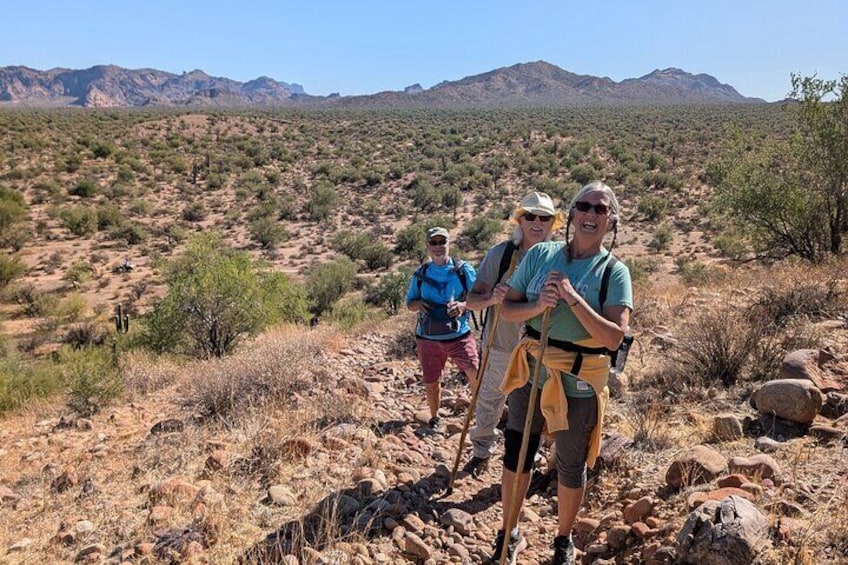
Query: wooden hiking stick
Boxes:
[
  {"xmin": 499, "ymin": 307, "xmax": 552, "ymax": 565},
  {"xmin": 445, "ymin": 303, "xmax": 503, "ymax": 496}
]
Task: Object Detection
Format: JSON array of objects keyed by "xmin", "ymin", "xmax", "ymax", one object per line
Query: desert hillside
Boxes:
[{"xmin": 1, "ymin": 101, "xmax": 847, "ymax": 564}]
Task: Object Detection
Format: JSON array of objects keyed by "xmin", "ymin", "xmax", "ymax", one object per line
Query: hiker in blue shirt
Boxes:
[{"xmin": 406, "ymin": 227, "xmax": 479, "ymax": 431}]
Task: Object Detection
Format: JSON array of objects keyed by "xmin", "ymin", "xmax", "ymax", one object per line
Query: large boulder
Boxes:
[
  {"xmin": 752, "ymin": 379, "xmax": 823, "ymax": 424},
  {"xmin": 665, "ymin": 445, "xmax": 727, "ymax": 489},
  {"xmin": 677, "ymin": 495, "xmax": 771, "ymax": 565}
]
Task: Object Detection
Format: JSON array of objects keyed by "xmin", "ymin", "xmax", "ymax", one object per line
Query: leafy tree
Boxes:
[
  {"xmin": 713, "ymin": 74, "xmax": 848, "ymax": 262},
  {"xmin": 142, "ymin": 233, "xmax": 307, "ymax": 358}
]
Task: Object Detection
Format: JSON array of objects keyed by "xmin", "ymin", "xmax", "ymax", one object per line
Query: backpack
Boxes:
[
  {"xmin": 598, "ymin": 255, "xmax": 634, "ymax": 370},
  {"xmin": 414, "ymin": 259, "xmax": 471, "ymax": 298},
  {"xmin": 413, "ymin": 259, "xmax": 478, "ymax": 333}
]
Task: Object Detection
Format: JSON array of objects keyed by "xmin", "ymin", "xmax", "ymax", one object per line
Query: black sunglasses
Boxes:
[
  {"xmin": 428, "ymin": 238, "xmax": 447, "ymax": 245},
  {"xmin": 573, "ymin": 201, "xmax": 610, "ymax": 215},
  {"xmin": 522, "ymin": 213, "xmax": 553, "ymax": 222}
]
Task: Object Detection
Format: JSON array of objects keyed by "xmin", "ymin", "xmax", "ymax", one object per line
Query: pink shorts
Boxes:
[{"xmin": 416, "ymin": 333, "xmax": 479, "ymax": 384}]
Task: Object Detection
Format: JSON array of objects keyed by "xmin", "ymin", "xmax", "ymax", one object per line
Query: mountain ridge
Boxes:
[{"xmin": 0, "ymin": 61, "xmax": 763, "ymax": 108}]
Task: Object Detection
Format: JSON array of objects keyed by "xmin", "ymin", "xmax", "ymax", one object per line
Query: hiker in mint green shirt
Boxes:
[{"xmin": 496, "ymin": 181, "xmax": 633, "ymax": 565}]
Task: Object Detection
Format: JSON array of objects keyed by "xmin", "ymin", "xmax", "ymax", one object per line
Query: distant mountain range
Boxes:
[{"xmin": 0, "ymin": 61, "xmax": 763, "ymax": 108}]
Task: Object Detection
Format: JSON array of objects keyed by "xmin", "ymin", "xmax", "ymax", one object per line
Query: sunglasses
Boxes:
[
  {"xmin": 522, "ymin": 213, "xmax": 553, "ymax": 222},
  {"xmin": 573, "ymin": 201, "xmax": 610, "ymax": 215},
  {"xmin": 428, "ymin": 238, "xmax": 447, "ymax": 246}
]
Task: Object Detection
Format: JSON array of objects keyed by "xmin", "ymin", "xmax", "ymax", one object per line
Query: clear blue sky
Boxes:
[{"xmin": 2, "ymin": 0, "xmax": 845, "ymax": 102}]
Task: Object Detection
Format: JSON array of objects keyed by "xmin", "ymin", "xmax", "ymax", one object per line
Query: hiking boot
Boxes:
[
  {"xmin": 551, "ymin": 534, "xmax": 575, "ymax": 565},
  {"xmin": 463, "ymin": 455, "xmax": 490, "ymax": 478},
  {"xmin": 486, "ymin": 529, "xmax": 527, "ymax": 564}
]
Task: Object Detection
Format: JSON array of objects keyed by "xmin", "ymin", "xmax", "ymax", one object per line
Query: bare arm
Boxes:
[
  {"xmin": 556, "ymin": 274, "xmax": 629, "ymax": 351},
  {"xmin": 466, "ymin": 278, "xmax": 509, "ymax": 311},
  {"xmin": 500, "ymin": 286, "xmax": 549, "ymax": 322}
]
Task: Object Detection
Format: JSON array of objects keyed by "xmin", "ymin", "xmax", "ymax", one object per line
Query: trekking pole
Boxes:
[
  {"xmin": 445, "ymin": 303, "xmax": 503, "ymax": 496},
  {"xmin": 500, "ymin": 307, "xmax": 552, "ymax": 565}
]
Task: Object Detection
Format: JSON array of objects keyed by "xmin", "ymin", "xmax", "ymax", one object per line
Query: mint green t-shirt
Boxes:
[{"xmin": 508, "ymin": 241, "xmax": 633, "ymax": 396}]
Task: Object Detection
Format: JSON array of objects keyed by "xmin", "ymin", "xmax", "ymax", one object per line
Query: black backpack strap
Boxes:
[
  {"xmin": 497, "ymin": 241, "xmax": 517, "ymax": 284},
  {"xmin": 414, "ymin": 263, "xmax": 429, "ymax": 296},
  {"xmin": 599, "ymin": 255, "xmax": 618, "ymax": 310}
]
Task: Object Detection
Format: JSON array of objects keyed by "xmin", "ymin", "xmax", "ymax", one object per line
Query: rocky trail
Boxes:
[{"xmin": 1, "ymin": 321, "xmax": 847, "ymax": 564}]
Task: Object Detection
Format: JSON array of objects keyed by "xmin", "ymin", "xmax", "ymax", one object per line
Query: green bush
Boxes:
[
  {"xmin": 648, "ymin": 223, "xmax": 673, "ymax": 251},
  {"xmin": 462, "ymin": 216, "xmax": 503, "ymax": 251},
  {"xmin": 395, "ymin": 224, "xmax": 427, "ymax": 259},
  {"xmin": 637, "ymin": 195, "xmax": 669, "ymax": 222},
  {"xmin": 59, "ymin": 206, "xmax": 97, "ymax": 236},
  {"xmin": 306, "ymin": 257, "xmax": 358, "ymax": 316},
  {"xmin": 141, "ymin": 233, "xmax": 303, "ymax": 358},
  {"xmin": 63, "ymin": 261, "xmax": 95, "ymax": 285},
  {"xmin": 70, "ymin": 178, "xmax": 99, "ymax": 198},
  {"xmin": 675, "ymin": 258, "xmax": 724, "ymax": 286},
  {"xmin": 0, "ymin": 254, "xmax": 26, "ymax": 288},
  {"xmin": 248, "ymin": 216, "xmax": 288, "ymax": 249},
  {"xmin": 60, "ymin": 345, "xmax": 122, "ymax": 416},
  {"xmin": 366, "ymin": 269, "xmax": 413, "ymax": 314},
  {"xmin": 307, "ymin": 181, "xmax": 339, "ymax": 221},
  {"xmin": 325, "ymin": 297, "xmax": 372, "ymax": 330}
]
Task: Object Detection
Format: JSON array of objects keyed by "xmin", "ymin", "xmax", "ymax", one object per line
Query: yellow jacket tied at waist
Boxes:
[{"xmin": 501, "ymin": 336, "xmax": 610, "ymax": 468}]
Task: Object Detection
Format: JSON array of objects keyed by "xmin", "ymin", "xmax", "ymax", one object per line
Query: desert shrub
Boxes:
[
  {"xmin": 306, "ymin": 181, "xmax": 339, "ymax": 221},
  {"xmin": 569, "ymin": 164, "xmax": 595, "ymax": 185},
  {"xmin": 95, "ymin": 204, "xmax": 124, "ymax": 230},
  {"xmin": 0, "ymin": 353, "xmax": 62, "ymax": 413},
  {"xmin": 259, "ymin": 272, "xmax": 311, "ymax": 326},
  {"xmin": 9, "ymin": 284, "xmax": 58, "ymax": 317},
  {"xmin": 60, "ymin": 345, "xmax": 122, "ymax": 416},
  {"xmin": 325, "ymin": 297, "xmax": 371, "ymax": 330},
  {"xmin": 0, "ymin": 187, "xmax": 28, "ymax": 249},
  {"xmin": 746, "ymin": 318, "xmax": 821, "ymax": 383},
  {"xmin": 648, "ymin": 223, "xmax": 673, "ymax": 251},
  {"xmin": 110, "ymin": 221, "xmax": 148, "ymax": 245},
  {"xmin": 674, "ymin": 258, "xmax": 725, "ymax": 286},
  {"xmin": 187, "ymin": 328, "xmax": 323, "ymax": 421},
  {"xmin": 63, "ymin": 321, "xmax": 110, "ymax": 349},
  {"xmin": 637, "ymin": 195, "xmax": 668, "ymax": 222},
  {"xmin": 69, "ymin": 178, "xmax": 98, "ymax": 198},
  {"xmin": 58, "ymin": 206, "xmax": 97, "ymax": 236},
  {"xmin": 182, "ymin": 202, "xmax": 207, "ymax": 222},
  {"xmin": 142, "ymin": 233, "xmax": 302, "ymax": 358},
  {"xmin": 462, "ymin": 216, "xmax": 503, "ymax": 251},
  {"xmin": 642, "ymin": 171, "xmax": 683, "ymax": 190},
  {"xmin": 623, "ymin": 257, "xmax": 660, "ymax": 288},
  {"xmin": 746, "ymin": 275, "xmax": 845, "ymax": 329},
  {"xmin": 248, "ymin": 216, "xmax": 288, "ymax": 249},
  {"xmin": 623, "ymin": 391, "xmax": 673, "ymax": 451},
  {"xmin": 394, "ymin": 224, "xmax": 427, "ymax": 259},
  {"xmin": 366, "ymin": 268, "xmax": 413, "ymax": 314},
  {"xmin": 666, "ymin": 305, "xmax": 759, "ymax": 389},
  {"xmin": 306, "ymin": 257, "xmax": 358, "ymax": 316},
  {"xmin": 360, "ymin": 241, "xmax": 392, "ymax": 271},
  {"xmin": 333, "ymin": 230, "xmax": 371, "ymax": 260},
  {"xmin": 51, "ymin": 293, "xmax": 88, "ymax": 325},
  {"xmin": 0, "ymin": 254, "xmax": 26, "ymax": 288},
  {"xmin": 63, "ymin": 261, "xmax": 95, "ymax": 285}
]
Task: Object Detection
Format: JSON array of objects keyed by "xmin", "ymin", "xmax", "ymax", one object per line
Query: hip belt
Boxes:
[{"xmin": 524, "ymin": 325, "xmax": 609, "ymax": 377}]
